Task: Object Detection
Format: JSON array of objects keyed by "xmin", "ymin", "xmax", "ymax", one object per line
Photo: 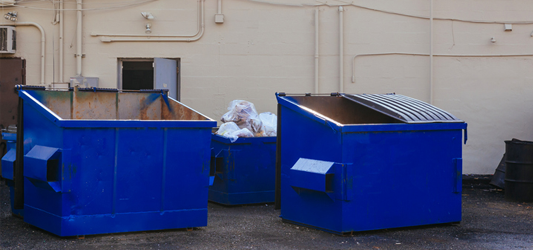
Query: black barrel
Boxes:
[{"xmin": 505, "ymin": 139, "xmax": 533, "ymax": 202}]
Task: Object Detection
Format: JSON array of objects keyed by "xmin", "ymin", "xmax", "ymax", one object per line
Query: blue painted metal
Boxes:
[
  {"xmin": 290, "ymin": 158, "xmax": 336, "ymax": 193},
  {"xmin": 2, "ymin": 132, "xmax": 16, "ymax": 150},
  {"xmin": 1, "ymin": 131, "xmax": 24, "ymax": 217},
  {"xmin": 1, "ymin": 147, "xmax": 15, "ymax": 180},
  {"xmin": 209, "ymin": 134, "xmax": 276, "ymax": 205},
  {"xmin": 277, "ymin": 93, "xmax": 467, "ymax": 234},
  {"xmin": 18, "ymin": 89, "xmax": 216, "ymax": 236}
]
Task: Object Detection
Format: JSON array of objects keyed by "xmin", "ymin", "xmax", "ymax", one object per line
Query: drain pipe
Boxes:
[
  {"xmin": 429, "ymin": 0, "xmax": 434, "ymax": 104},
  {"xmin": 352, "ymin": 53, "xmax": 533, "ymax": 85},
  {"xmin": 315, "ymin": 8, "xmax": 319, "ymax": 94},
  {"xmin": 59, "ymin": 0, "xmax": 64, "ymax": 82},
  {"xmin": 339, "ymin": 6, "xmax": 344, "ymax": 93},
  {"xmin": 76, "ymin": 0, "xmax": 83, "ymax": 76},
  {"xmin": 0, "ymin": 22, "xmax": 45, "ymax": 85}
]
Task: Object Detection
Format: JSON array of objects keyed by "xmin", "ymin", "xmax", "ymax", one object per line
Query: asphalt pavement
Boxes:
[{"xmin": 1, "ymin": 178, "xmax": 533, "ymax": 250}]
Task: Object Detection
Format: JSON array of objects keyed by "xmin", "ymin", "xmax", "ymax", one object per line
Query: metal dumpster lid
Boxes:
[{"xmin": 342, "ymin": 93, "xmax": 463, "ymax": 123}]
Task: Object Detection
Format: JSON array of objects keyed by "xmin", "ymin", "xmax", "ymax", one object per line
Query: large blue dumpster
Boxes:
[
  {"xmin": 1, "ymin": 128, "xmax": 24, "ymax": 217},
  {"xmin": 276, "ymin": 93, "xmax": 467, "ymax": 234},
  {"xmin": 4, "ymin": 87, "xmax": 216, "ymax": 237},
  {"xmin": 209, "ymin": 134, "xmax": 276, "ymax": 205}
]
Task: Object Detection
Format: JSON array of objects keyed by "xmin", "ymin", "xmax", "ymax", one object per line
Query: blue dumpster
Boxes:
[
  {"xmin": 209, "ymin": 134, "xmax": 276, "ymax": 205},
  {"xmin": 6, "ymin": 87, "xmax": 216, "ymax": 237},
  {"xmin": 276, "ymin": 93, "xmax": 467, "ymax": 234},
  {"xmin": 1, "ymin": 128, "xmax": 23, "ymax": 217}
]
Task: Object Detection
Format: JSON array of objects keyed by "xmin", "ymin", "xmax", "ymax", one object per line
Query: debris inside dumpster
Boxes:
[
  {"xmin": 259, "ymin": 112, "xmax": 277, "ymax": 137},
  {"xmin": 217, "ymin": 100, "xmax": 277, "ymax": 141},
  {"xmin": 217, "ymin": 122, "xmax": 240, "ymax": 137}
]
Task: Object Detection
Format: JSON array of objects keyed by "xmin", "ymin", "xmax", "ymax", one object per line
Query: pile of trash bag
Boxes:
[{"xmin": 216, "ymin": 100, "xmax": 277, "ymax": 142}]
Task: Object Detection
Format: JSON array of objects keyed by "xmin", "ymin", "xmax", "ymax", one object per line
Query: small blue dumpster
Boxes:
[
  {"xmin": 1, "ymin": 128, "xmax": 23, "ymax": 217},
  {"xmin": 5, "ymin": 87, "xmax": 216, "ymax": 237},
  {"xmin": 209, "ymin": 134, "xmax": 276, "ymax": 205},
  {"xmin": 276, "ymin": 93, "xmax": 467, "ymax": 234}
]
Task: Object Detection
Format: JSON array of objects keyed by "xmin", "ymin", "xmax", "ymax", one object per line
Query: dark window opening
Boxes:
[{"xmin": 122, "ymin": 62, "xmax": 153, "ymax": 90}]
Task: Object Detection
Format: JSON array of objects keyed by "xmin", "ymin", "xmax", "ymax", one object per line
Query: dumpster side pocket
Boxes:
[
  {"xmin": 209, "ymin": 149, "xmax": 226, "ymax": 186},
  {"xmin": 290, "ymin": 158, "xmax": 351, "ymax": 200},
  {"xmin": 209, "ymin": 156, "xmax": 216, "ymax": 186},
  {"xmin": 1, "ymin": 148, "xmax": 16, "ymax": 180},
  {"xmin": 24, "ymin": 145, "xmax": 63, "ymax": 192},
  {"xmin": 212, "ymin": 149, "xmax": 238, "ymax": 181},
  {"xmin": 290, "ymin": 158, "xmax": 335, "ymax": 193}
]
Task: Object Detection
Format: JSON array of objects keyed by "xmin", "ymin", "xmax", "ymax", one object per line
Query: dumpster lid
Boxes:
[{"xmin": 342, "ymin": 94, "xmax": 463, "ymax": 123}]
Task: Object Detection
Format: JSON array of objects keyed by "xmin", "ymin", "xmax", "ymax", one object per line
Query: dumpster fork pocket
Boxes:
[{"xmin": 290, "ymin": 158, "xmax": 353, "ymax": 201}]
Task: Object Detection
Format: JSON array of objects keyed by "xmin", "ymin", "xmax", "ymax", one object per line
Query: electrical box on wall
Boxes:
[
  {"xmin": 215, "ymin": 14, "xmax": 224, "ymax": 24},
  {"xmin": 0, "ymin": 26, "xmax": 16, "ymax": 53},
  {"xmin": 504, "ymin": 24, "xmax": 513, "ymax": 31},
  {"xmin": 70, "ymin": 76, "xmax": 99, "ymax": 88}
]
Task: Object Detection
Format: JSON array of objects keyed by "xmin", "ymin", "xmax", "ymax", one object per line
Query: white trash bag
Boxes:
[
  {"xmin": 216, "ymin": 122, "xmax": 240, "ymax": 142},
  {"xmin": 221, "ymin": 100, "xmax": 259, "ymax": 130},
  {"xmin": 218, "ymin": 100, "xmax": 277, "ymax": 140},
  {"xmin": 228, "ymin": 128, "xmax": 254, "ymax": 139},
  {"xmin": 250, "ymin": 117, "xmax": 264, "ymax": 136},
  {"xmin": 259, "ymin": 112, "xmax": 277, "ymax": 136}
]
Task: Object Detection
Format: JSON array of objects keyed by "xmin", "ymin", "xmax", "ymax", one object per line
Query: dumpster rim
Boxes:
[
  {"xmin": 276, "ymin": 93, "xmax": 465, "ymax": 127},
  {"xmin": 277, "ymin": 94, "xmax": 467, "ymax": 133},
  {"xmin": 20, "ymin": 90, "xmax": 63, "ymax": 123},
  {"xmin": 19, "ymin": 90, "xmax": 217, "ymax": 128},
  {"xmin": 340, "ymin": 122, "xmax": 467, "ymax": 133},
  {"xmin": 276, "ymin": 95, "xmax": 343, "ymax": 131},
  {"xmin": 211, "ymin": 133, "xmax": 276, "ymax": 144}
]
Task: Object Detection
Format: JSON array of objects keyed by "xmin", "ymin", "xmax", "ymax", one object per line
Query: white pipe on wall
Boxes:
[
  {"xmin": 429, "ymin": 0, "xmax": 434, "ymax": 104},
  {"xmin": 59, "ymin": 0, "xmax": 64, "ymax": 82},
  {"xmin": 93, "ymin": 0, "xmax": 205, "ymax": 42},
  {"xmin": 0, "ymin": 22, "xmax": 46, "ymax": 85},
  {"xmin": 76, "ymin": 0, "xmax": 83, "ymax": 76},
  {"xmin": 315, "ymin": 8, "xmax": 319, "ymax": 94},
  {"xmin": 339, "ymin": 6, "xmax": 344, "ymax": 93},
  {"xmin": 218, "ymin": 0, "xmax": 222, "ymax": 14},
  {"xmin": 351, "ymin": 53, "xmax": 533, "ymax": 84}
]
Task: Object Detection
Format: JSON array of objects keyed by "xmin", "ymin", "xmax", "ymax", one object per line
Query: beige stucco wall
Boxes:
[{"xmin": 2, "ymin": 0, "xmax": 533, "ymax": 174}]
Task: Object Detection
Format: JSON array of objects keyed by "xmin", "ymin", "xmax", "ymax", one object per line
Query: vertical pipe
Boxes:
[
  {"xmin": 339, "ymin": 6, "xmax": 344, "ymax": 93},
  {"xmin": 429, "ymin": 0, "xmax": 434, "ymax": 104},
  {"xmin": 59, "ymin": 0, "xmax": 64, "ymax": 82},
  {"xmin": 315, "ymin": 8, "xmax": 319, "ymax": 94},
  {"xmin": 76, "ymin": 0, "xmax": 83, "ymax": 76},
  {"xmin": 217, "ymin": 0, "xmax": 222, "ymax": 14}
]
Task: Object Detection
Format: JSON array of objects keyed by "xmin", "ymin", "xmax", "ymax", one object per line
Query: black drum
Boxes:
[{"xmin": 505, "ymin": 139, "xmax": 533, "ymax": 202}]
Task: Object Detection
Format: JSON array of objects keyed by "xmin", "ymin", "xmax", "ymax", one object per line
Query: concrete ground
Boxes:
[{"xmin": 1, "ymin": 178, "xmax": 533, "ymax": 250}]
